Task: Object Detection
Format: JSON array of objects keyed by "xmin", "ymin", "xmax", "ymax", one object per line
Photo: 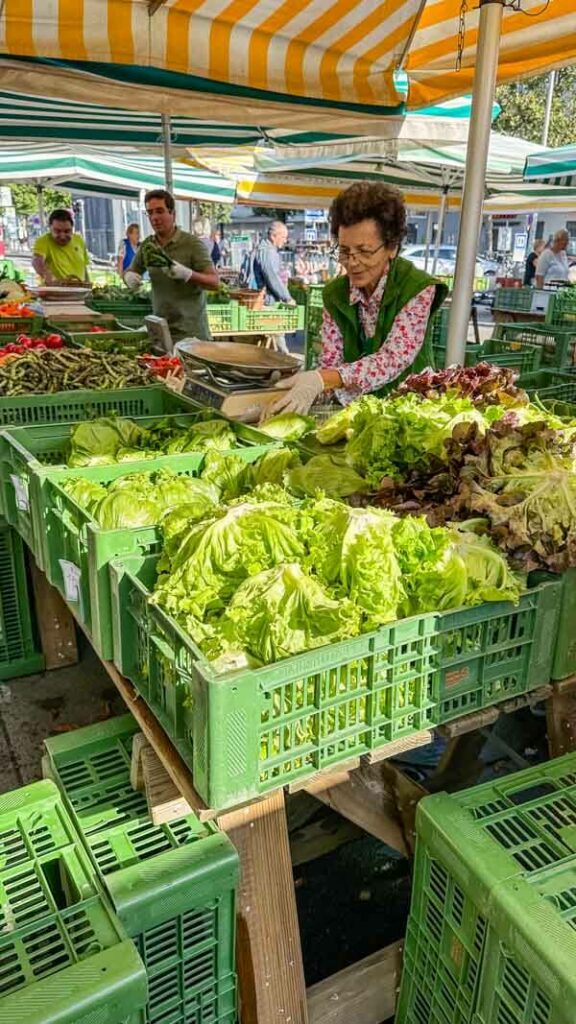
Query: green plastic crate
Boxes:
[
  {"xmin": 88, "ymin": 301, "xmax": 153, "ymax": 317},
  {"xmin": 435, "ymin": 582, "xmax": 560, "ymax": 723},
  {"xmin": 551, "ymin": 568, "xmax": 576, "ymax": 681},
  {"xmin": 0, "ymin": 778, "xmax": 147, "ymax": 1024},
  {"xmin": 491, "ymin": 321, "xmax": 576, "ymax": 367},
  {"xmin": 0, "ymin": 518, "xmax": 44, "ymax": 679},
  {"xmin": 493, "ymin": 286, "xmax": 538, "ymax": 313},
  {"xmin": 0, "ymin": 313, "xmax": 43, "ymax": 335},
  {"xmin": 479, "ymin": 337, "xmax": 543, "ymax": 374},
  {"xmin": 206, "ymin": 302, "xmax": 239, "ymax": 333},
  {"xmin": 109, "ymin": 553, "xmax": 559, "ymax": 810},
  {"xmin": 44, "ymin": 716, "xmax": 239, "ymax": 1024},
  {"xmin": 397, "ymin": 752, "xmax": 576, "ymax": 1024},
  {"xmin": 546, "ymin": 287, "xmax": 576, "ymax": 328},
  {"xmin": 237, "ymin": 303, "xmax": 305, "ymax": 333},
  {"xmin": 42, "ymin": 444, "xmax": 274, "ymax": 659},
  {"xmin": 0, "ymin": 382, "xmax": 195, "ymax": 428},
  {"xmin": 432, "ymin": 341, "xmax": 482, "ymax": 369},
  {"xmin": 429, "ymin": 305, "xmax": 450, "ymax": 346},
  {"xmin": 516, "ymin": 368, "xmax": 576, "ymax": 404},
  {"xmin": 0, "ymin": 404, "xmax": 262, "ymax": 565}
]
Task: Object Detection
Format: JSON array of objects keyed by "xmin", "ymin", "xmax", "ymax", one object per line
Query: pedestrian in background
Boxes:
[
  {"xmin": 524, "ymin": 238, "xmax": 545, "ymax": 286},
  {"xmin": 117, "ymin": 223, "xmax": 140, "ymax": 278}
]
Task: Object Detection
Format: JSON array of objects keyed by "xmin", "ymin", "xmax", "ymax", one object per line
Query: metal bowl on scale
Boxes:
[{"xmin": 174, "ymin": 339, "xmax": 300, "ymax": 385}]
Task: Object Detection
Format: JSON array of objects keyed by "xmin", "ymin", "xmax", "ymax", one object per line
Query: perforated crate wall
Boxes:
[
  {"xmin": 0, "ymin": 778, "xmax": 147, "ymax": 1024},
  {"xmin": 397, "ymin": 754, "xmax": 576, "ymax": 1024},
  {"xmin": 0, "ymin": 519, "xmax": 44, "ymax": 679},
  {"xmin": 44, "ymin": 716, "xmax": 238, "ymax": 1024}
]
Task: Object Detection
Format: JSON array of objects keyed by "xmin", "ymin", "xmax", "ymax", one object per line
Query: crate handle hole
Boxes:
[{"xmin": 41, "ymin": 856, "xmax": 81, "ymax": 910}]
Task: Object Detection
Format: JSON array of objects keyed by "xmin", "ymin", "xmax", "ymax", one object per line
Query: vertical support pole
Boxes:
[
  {"xmin": 542, "ymin": 70, "xmax": 556, "ymax": 147},
  {"xmin": 162, "ymin": 113, "xmax": 174, "ymax": 193},
  {"xmin": 423, "ymin": 209, "xmax": 434, "ymax": 271},
  {"xmin": 36, "ymin": 183, "xmax": 45, "ymax": 230},
  {"xmin": 431, "ymin": 188, "xmax": 449, "ymax": 275},
  {"xmin": 446, "ymin": 0, "xmax": 505, "ymax": 366}
]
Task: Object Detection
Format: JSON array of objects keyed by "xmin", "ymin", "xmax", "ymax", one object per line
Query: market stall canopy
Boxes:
[
  {"xmin": 0, "ymin": 91, "xmax": 492, "ymax": 153},
  {"xmin": 0, "ymin": 1, "xmax": 573, "ymax": 127},
  {"xmin": 524, "ymin": 145, "xmax": 576, "ymax": 188},
  {"xmin": 0, "ymin": 143, "xmax": 236, "ymax": 202},
  {"xmin": 188, "ymin": 132, "xmax": 545, "ymax": 209}
]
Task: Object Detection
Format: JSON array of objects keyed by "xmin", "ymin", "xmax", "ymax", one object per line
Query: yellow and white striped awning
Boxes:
[{"xmin": 0, "ymin": 1, "xmax": 574, "ymax": 123}]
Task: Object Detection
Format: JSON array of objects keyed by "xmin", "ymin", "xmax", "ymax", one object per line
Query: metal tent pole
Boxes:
[
  {"xmin": 161, "ymin": 113, "xmax": 174, "ymax": 193},
  {"xmin": 542, "ymin": 70, "xmax": 557, "ymax": 146},
  {"xmin": 423, "ymin": 209, "xmax": 434, "ymax": 270},
  {"xmin": 36, "ymin": 184, "xmax": 45, "ymax": 230},
  {"xmin": 431, "ymin": 187, "xmax": 449, "ymax": 274},
  {"xmin": 446, "ymin": 0, "xmax": 505, "ymax": 366}
]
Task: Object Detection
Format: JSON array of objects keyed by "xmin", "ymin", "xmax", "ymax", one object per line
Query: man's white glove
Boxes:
[
  {"xmin": 261, "ymin": 370, "xmax": 324, "ymax": 420},
  {"xmin": 166, "ymin": 261, "xmax": 194, "ymax": 283},
  {"xmin": 124, "ymin": 271, "xmax": 142, "ymax": 291}
]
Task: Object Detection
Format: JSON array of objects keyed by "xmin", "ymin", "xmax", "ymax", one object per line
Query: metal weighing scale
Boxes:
[{"xmin": 174, "ymin": 339, "xmax": 300, "ymax": 418}]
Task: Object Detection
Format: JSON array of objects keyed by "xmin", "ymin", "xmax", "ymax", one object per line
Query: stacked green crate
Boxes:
[
  {"xmin": 304, "ymin": 285, "xmax": 324, "ymax": 369},
  {"xmin": 397, "ymin": 753, "xmax": 576, "ymax": 1024},
  {"xmin": 0, "ymin": 517, "xmax": 44, "ymax": 679},
  {"xmin": 44, "ymin": 715, "xmax": 239, "ymax": 1024},
  {"xmin": 491, "ymin": 321, "xmax": 576, "ymax": 367},
  {"xmin": 0, "ymin": 778, "xmax": 147, "ymax": 1024}
]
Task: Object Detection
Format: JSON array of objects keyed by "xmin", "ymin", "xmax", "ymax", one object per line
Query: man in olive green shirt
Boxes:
[
  {"xmin": 32, "ymin": 208, "xmax": 90, "ymax": 284},
  {"xmin": 125, "ymin": 189, "xmax": 219, "ymax": 341}
]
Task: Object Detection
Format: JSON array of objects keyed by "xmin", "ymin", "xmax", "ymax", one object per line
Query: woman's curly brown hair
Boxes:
[{"xmin": 329, "ymin": 182, "xmax": 406, "ymax": 250}]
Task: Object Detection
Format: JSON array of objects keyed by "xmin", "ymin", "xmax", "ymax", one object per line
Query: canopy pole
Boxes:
[
  {"xmin": 161, "ymin": 113, "xmax": 174, "ymax": 193},
  {"xmin": 36, "ymin": 184, "xmax": 45, "ymax": 230},
  {"xmin": 431, "ymin": 187, "xmax": 449, "ymax": 275},
  {"xmin": 542, "ymin": 70, "xmax": 556, "ymax": 146},
  {"xmin": 423, "ymin": 210, "xmax": 434, "ymax": 271},
  {"xmin": 446, "ymin": 0, "xmax": 505, "ymax": 366}
]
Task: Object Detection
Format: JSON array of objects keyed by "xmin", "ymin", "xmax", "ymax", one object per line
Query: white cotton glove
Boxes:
[
  {"xmin": 261, "ymin": 370, "xmax": 324, "ymax": 420},
  {"xmin": 166, "ymin": 261, "xmax": 194, "ymax": 283},
  {"xmin": 124, "ymin": 271, "xmax": 142, "ymax": 291}
]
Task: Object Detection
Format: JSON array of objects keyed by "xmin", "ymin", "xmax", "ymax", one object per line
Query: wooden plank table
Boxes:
[{"xmin": 30, "ymin": 566, "xmax": 576, "ymax": 1024}]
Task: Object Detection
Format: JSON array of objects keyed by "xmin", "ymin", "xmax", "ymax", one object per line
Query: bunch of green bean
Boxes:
[{"xmin": 0, "ymin": 348, "xmax": 154, "ymax": 395}]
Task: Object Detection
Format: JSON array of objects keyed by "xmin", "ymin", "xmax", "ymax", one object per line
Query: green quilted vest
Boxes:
[{"xmin": 322, "ymin": 256, "xmax": 448, "ymax": 397}]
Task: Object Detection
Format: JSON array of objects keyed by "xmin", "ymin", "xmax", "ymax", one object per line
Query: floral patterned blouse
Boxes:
[{"xmin": 319, "ymin": 272, "xmax": 436, "ymax": 404}]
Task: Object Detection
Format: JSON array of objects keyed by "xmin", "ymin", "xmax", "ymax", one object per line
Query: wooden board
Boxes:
[
  {"xmin": 141, "ymin": 744, "xmax": 192, "ymax": 825},
  {"xmin": 547, "ymin": 677, "xmax": 576, "ymax": 758},
  {"xmin": 307, "ymin": 940, "xmax": 403, "ymax": 1024},
  {"xmin": 219, "ymin": 790, "xmax": 309, "ymax": 1024}
]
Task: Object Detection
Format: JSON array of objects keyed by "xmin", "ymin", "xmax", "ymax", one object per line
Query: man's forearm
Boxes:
[
  {"xmin": 189, "ymin": 268, "xmax": 220, "ymax": 290},
  {"xmin": 32, "ymin": 255, "xmax": 52, "ymax": 282}
]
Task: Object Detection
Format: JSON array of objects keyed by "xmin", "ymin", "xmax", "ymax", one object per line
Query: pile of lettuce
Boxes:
[
  {"xmin": 66, "ymin": 414, "xmax": 241, "ymax": 467},
  {"xmin": 314, "ymin": 393, "xmax": 505, "ymax": 487},
  {"xmin": 62, "ymin": 470, "xmax": 220, "ymax": 529},
  {"xmin": 151, "ymin": 489, "xmax": 522, "ymax": 672}
]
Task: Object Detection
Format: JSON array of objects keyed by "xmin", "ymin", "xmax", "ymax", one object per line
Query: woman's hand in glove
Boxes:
[{"xmin": 260, "ymin": 370, "xmax": 324, "ymax": 420}]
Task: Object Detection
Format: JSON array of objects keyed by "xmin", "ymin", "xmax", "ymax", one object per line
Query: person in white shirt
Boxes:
[{"xmin": 535, "ymin": 230, "xmax": 570, "ymax": 287}]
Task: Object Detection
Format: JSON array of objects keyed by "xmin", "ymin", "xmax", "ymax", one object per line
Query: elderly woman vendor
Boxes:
[{"xmin": 264, "ymin": 182, "xmax": 447, "ymax": 416}]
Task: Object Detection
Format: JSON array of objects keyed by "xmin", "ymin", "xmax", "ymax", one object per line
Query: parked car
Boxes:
[{"xmin": 402, "ymin": 244, "xmax": 498, "ymax": 280}]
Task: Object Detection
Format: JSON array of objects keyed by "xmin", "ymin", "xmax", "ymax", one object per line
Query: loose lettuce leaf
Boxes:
[
  {"xmin": 68, "ymin": 417, "xmax": 149, "ymax": 466},
  {"xmin": 315, "ymin": 395, "xmax": 381, "ymax": 445},
  {"xmin": 287, "ymin": 454, "xmax": 370, "ymax": 498},
  {"xmin": 200, "ymin": 451, "xmax": 252, "ymax": 501},
  {"xmin": 252, "ymin": 447, "xmax": 301, "ymax": 487},
  {"xmin": 258, "ymin": 413, "xmax": 315, "ymax": 441}
]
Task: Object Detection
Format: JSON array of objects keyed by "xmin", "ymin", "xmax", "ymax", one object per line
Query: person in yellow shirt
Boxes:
[{"xmin": 32, "ymin": 208, "xmax": 90, "ymax": 285}]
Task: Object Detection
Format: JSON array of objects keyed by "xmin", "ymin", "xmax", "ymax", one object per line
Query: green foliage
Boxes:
[
  {"xmin": 197, "ymin": 201, "xmax": 233, "ymax": 225},
  {"xmin": 8, "ymin": 184, "xmax": 71, "ymax": 217},
  {"xmin": 251, "ymin": 207, "xmax": 298, "ymax": 222},
  {"xmin": 495, "ymin": 68, "xmax": 576, "ymax": 146}
]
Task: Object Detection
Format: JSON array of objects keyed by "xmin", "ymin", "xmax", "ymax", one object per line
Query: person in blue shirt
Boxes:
[{"xmin": 117, "ymin": 223, "xmax": 140, "ymax": 277}]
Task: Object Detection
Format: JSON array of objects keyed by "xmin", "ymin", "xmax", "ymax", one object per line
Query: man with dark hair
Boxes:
[
  {"xmin": 32, "ymin": 208, "xmax": 90, "ymax": 284},
  {"xmin": 125, "ymin": 189, "xmax": 219, "ymax": 341}
]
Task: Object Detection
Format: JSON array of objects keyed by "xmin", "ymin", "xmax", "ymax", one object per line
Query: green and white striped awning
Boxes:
[
  {"xmin": 524, "ymin": 145, "xmax": 576, "ymax": 189},
  {"xmin": 0, "ymin": 143, "xmax": 236, "ymax": 202},
  {"xmin": 0, "ymin": 92, "xmax": 492, "ymax": 153}
]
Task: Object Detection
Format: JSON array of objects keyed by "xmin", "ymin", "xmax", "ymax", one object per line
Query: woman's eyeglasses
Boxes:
[{"xmin": 330, "ymin": 243, "xmax": 387, "ymax": 265}]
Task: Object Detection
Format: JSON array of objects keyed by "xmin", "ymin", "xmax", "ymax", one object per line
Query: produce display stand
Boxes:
[{"xmin": 24, "ymin": 556, "xmax": 576, "ymax": 1024}]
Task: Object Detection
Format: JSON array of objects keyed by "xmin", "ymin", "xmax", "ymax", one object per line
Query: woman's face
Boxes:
[
  {"xmin": 337, "ymin": 218, "xmax": 396, "ymax": 291},
  {"xmin": 128, "ymin": 227, "xmax": 140, "ymax": 245}
]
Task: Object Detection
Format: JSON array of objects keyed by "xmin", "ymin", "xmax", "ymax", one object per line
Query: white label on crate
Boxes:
[
  {"xmin": 10, "ymin": 475, "xmax": 29, "ymax": 512},
  {"xmin": 59, "ymin": 560, "xmax": 82, "ymax": 604}
]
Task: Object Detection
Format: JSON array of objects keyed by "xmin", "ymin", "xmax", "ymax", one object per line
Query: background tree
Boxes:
[
  {"xmin": 8, "ymin": 184, "xmax": 72, "ymax": 218},
  {"xmin": 496, "ymin": 68, "xmax": 576, "ymax": 146},
  {"xmin": 251, "ymin": 207, "xmax": 299, "ymax": 223},
  {"xmin": 196, "ymin": 201, "xmax": 233, "ymax": 225}
]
